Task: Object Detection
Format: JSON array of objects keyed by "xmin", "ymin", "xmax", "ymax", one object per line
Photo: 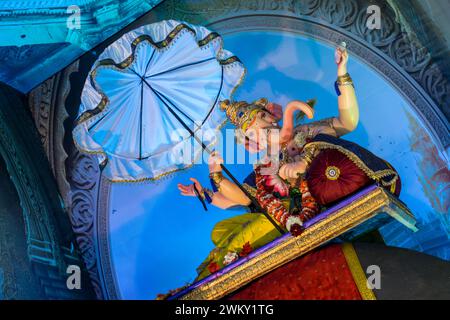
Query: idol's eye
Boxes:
[{"xmin": 260, "ymin": 112, "xmax": 266, "ymax": 119}]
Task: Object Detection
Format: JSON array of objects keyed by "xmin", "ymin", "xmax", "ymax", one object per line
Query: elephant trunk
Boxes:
[{"xmin": 279, "ymin": 101, "xmax": 314, "ymax": 144}]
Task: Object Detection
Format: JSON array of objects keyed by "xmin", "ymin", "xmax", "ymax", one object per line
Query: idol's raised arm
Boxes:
[{"xmin": 331, "ymin": 47, "xmax": 359, "ymax": 136}]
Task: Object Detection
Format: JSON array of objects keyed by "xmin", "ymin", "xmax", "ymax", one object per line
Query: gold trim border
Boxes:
[
  {"xmin": 178, "ymin": 186, "xmax": 416, "ymax": 300},
  {"xmin": 341, "ymin": 243, "xmax": 377, "ymax": 300}
]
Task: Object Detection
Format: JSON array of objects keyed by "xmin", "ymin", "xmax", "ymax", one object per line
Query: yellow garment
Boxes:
[{"xmin": 196, "ymin": 212, "xmax": 285, "ymax": 281}]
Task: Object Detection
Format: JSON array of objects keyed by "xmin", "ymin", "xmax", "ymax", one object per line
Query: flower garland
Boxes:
[
  {"xmin": 254, "ymin": 164, "xmax": 303, "ymax": 235},
  {"xmin": 298, "ymin": 179, "xmax": 320, "ymax": 222},
  {"xmin": 254, "ymin": 162, "xmax": 320, "ymax": 235}
]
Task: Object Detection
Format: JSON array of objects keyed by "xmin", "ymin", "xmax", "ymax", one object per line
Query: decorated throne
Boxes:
[{"xmin": 168, "ymin": 182, "xmax": 417, "ymax": 300}]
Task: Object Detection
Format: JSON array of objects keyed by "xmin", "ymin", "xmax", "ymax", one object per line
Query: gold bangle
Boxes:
[
  {"xmin": 337, "ymin": 72, "xmax": 351, "ymax": 81},
  {"xmin": 338, "ymin": 81, "xmax": 354, "ymax": 86},
  {"xmin": 209, "ymin": 172, "xmax": 224, "ymax": 191},
  {"xmin": 301, "ymin": 147, "xmax": 316, "ymax": 165},
  {"xmin": 198, "ymin": 191, "xmax": 205, "ymax": 200},
  {"xmin": 204, "ymin": 188, "xmax": 214, "ymax": 199},
  {"xmin": 302, "ymin": 154, "xmax": 313, "ymax": 166},
  {"xmin": 337, "ymin": 73, "xmax": 353, "ymax": 86}
]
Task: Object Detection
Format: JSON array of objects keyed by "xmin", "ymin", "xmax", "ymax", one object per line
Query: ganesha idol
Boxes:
[{"xmin": 178, "ymin": 47, "xmax": 401, "ymax": 280}]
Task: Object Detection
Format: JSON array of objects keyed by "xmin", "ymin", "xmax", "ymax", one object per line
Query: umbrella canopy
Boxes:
[{"xmin": 73, "ymin": 20, "xmax": 245, "ymax": 182}]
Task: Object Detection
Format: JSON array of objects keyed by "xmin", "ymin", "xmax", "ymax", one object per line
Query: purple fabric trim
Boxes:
[{"xmin": 169, "ymin": 184, "xmax": 378, "ymax": 300}]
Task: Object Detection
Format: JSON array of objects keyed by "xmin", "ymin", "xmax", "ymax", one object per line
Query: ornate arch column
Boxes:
[{"xmin": 0, "ymin": 83, "xmax": 94, "ymax": 299}]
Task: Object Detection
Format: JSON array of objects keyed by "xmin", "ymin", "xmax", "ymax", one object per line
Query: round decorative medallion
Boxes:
[{"xmin": 325, "ymin": 166, "xmax": 340, "ymax": 180}]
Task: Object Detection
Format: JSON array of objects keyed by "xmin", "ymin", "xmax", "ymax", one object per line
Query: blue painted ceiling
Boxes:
[{"xmin": 0, "ymin": 0, "xmax": 163, "ymax": 93}]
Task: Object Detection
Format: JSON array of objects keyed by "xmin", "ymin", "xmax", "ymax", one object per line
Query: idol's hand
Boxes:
[
  {"xmin": 279, "ymin": 161, "xmax": 307, "ymax": 180},
  {"xmin": 177, "ymin": 178, "xmax": 203, "ymax": 197},
  {"xmin": 335, "ymin": 47, "xmax": 349, "ymax": 76},
  {"xmin": 208, "ymin": 151, "xmax": 223, "ymax": 173}
]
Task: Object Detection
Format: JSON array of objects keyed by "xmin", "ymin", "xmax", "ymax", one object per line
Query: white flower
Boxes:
[
  {"xmin": 223, "ymin": 252, "xmax": 239, "ymax": 266},
  {"xmin": 286, "ymin": 215, "xmax": 303, "ymax": 232}
]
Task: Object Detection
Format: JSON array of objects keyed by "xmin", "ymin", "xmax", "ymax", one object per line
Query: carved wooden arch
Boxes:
[{"xmin": 57, "ymin": 0, "xmax": 450, "ymax": 300}]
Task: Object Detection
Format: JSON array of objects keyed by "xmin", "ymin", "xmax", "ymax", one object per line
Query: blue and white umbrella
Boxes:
[{"xmin": 73, "ymin": 20, "xmax": 245, "ymax": 182}]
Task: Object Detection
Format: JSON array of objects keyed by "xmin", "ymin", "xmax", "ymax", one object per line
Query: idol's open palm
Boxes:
[{"xmin": 177, "ymin": 178, "xmax": 203, "ymax": 197}]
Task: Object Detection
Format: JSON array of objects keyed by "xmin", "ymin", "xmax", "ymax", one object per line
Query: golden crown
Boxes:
[{"xmin": 220, "ymin": 98, "xmax": 268, "ymax": 132}]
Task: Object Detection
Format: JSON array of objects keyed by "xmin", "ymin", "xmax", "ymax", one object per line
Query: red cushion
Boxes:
[
  {"xmin": 228, "ymin": 244, "xmax": 362, "ymax": 300},
  {"xmin": 307, "ymin": 149, "xmax": 371, "ymax": 205}
]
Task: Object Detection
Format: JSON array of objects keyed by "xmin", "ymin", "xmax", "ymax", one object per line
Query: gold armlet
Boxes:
[
  {"xmin": 209, "ymin": 172, "xmax": 224, "ymax": 191},
  {"xmin": 337, "ymin": 73, "xmax": 353, "ymax": 86},
  {"xmin": 302, "ymin": 154, "xmax": 313, "ymax": 166},
  {"xmin": 300, "ymin": 147, "xmax": 316, "ymax": 166}
]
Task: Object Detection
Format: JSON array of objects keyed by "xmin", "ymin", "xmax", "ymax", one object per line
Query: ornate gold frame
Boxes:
[{"xmin": 178, "ymin": 186, "xmax": 417, "ymax": 300}]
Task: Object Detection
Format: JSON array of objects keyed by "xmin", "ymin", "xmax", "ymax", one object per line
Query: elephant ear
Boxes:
[
  {"xmin": 265, "ymin": 102, "xmax": 283, "ymax": 121},
  {"xmin": 295, "ymin": 98, "xmax": 317, "ymax": 123}
]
